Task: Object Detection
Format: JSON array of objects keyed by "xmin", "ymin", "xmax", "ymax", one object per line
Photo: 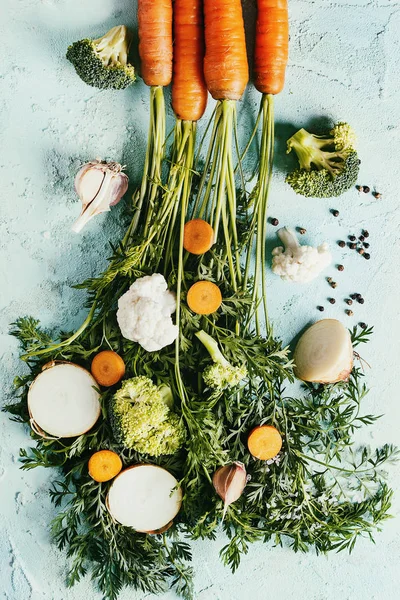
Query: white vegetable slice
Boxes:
[
  {"xmin": 28, "ymin": 362, "xmax": 101, "ymax": 437},
  {"xmin": 294, "ymin": 319, "xmax": 353, "ymax": 383},
  {"xmin": 107, "ymin": 465, "xmax": 182, "ymax": 532}
]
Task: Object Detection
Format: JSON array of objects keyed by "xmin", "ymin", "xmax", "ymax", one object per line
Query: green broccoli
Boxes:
[
  {"xmin": 66, "ymin": 25, "xmax": 136, "ymax": 90},
  {"xmin": 196, "ymin": 330, "xmax": 247, "ymax": 391},
  {"xmin": 109, "ymin": 376, "xmax": 186, "ymax": 456},
  {"xmin": 285, "ymin": 122, "xmax": 360, "ymax": 198}
]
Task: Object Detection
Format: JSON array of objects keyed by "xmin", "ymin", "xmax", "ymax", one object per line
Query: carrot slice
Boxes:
[
  {"xmin": 248, "ymin": 425, "xmax": 282, "ymax": 460},
  {"xmin": 91, "ymin": 350, "xmax": 126, "ymax": 387},
  {"xmin": 183, "ymin": 219, "xmax": 214, "ymax": 255},
  {"xmin": 187, "ymin": 281, "xmax": 222, "ymax": 315},
  {"xmin": 88, "ymin": 450, "xmax": 123, "ymax": 482}
]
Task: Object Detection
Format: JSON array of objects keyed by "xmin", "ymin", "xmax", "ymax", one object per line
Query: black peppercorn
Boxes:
[
  {"xmin": 337, "ymin": 264, "xmax": 344, "ymax": 272},
  {"xmin": 358, "ymin": 248, "xmax": 365, "ymax": 255},
  {"xmin": 338, "ymin": 240, "xmax": 346, "ymax": 248},
  {"xmin": 349, "ymin": 242, "xmax": 357, "ymax": 250},
  {"xmin": 364, "ymin": 253, "xmax": 370, "ymax": 260},
  {"xmin": 363, "ymin": 242, "xmax": 370, "ymax": 248},
  {"xmin": 363, "ymin": 186, "xmax": 371, "ymax": 193},
  {"xmin": 330, "ymin": 281, "xmax": 338, "ymax": 289},
  {"xmin": 357, "ymin": 297, "xmax": 365, "ymax": 304},
  {"xmin": 359, "ymin": 235, "xmax": 365, "ymax": 242},
  {"xmin": 299, "ymin": 228, "xmax": 306, "ymax": 235},
  {"xmin": 363, "ymin": 230, "xmax": 369, "ymax": 238},
  {"xmin": 346, "ymin": 309, "xmax": 354, "ymax": 316},
  {"xmin": 373, "ymin": 192, "xmax": 382, "ymax": 199},
  {"xmin": 359, "ymin": 322, "xmax": 367, "ymax": 329},
  {"xmin": 349, "ymin": 235, "xmax": 356, "ymax": 241},
  {"xmin": 328, "ymin": 298, "xmax": 336, "ymax": 304},
  {"xmin": 345, "ymin": 299, "xmax": 353, "ymax": 306},
  {"xmin": 356, "ymin": 185, "xmax": 364, "ymax": 192},
  {"xmin": 317, "ymin": 306, "xmax": 324, "ymax": 311},
  {"xmin": 350, "ymin": 293, "xmax": 358, "ymax": 299},
  {"xmin": 331, "ymin": 209, "xmax": 339, "ymax": 217},
  {"xmin": 270, "ymin": 217, "xmax": 279, "ymax": 226}
]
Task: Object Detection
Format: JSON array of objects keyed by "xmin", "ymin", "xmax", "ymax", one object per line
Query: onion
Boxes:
[
  {"xmin": 106, "ymin": 465, "xmax": 182, "ymax": 532},
  {"xmin": 28, "ymin": 362, "xmax": 101, "ymax": 437},
  {"xmin": 293, "ymin": 319, "xmax": 353, "ymax": 383}
]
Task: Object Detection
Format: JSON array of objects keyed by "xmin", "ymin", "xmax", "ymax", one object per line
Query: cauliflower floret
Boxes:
[
  {"xmin": 272, "ymin": 227, "xmax": 331, "ymax": 283},
  {"xmin": 117, "ymin": 273, "xmax": 178, "ymax": 352}
]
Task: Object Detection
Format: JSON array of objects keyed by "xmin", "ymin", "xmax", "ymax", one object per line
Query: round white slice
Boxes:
[
  {"xmin": 294, "ymin": 319, "xmax": 353, "ymax": 383},
  {"xmin": 28, "ymin": 362, "xmax": 101, "ymax": 437},
  {"xmin": 107, "ymin": 465, "xmax": 182, "ymax": 532}
]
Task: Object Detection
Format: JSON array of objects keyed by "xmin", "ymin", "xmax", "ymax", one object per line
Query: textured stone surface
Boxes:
[{"xmin": 1, "ymin": 0, "xmax": 400, "ymax": 598}]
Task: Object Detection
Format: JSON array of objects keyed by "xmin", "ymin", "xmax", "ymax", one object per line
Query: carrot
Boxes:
[
  {"xmin": 203, "ymin": 0, "xmax": 249, "ymax": 100},
  {"xmin": 183, "ymin": 219, "xmax": 214, "ymax": 255},
  {"xmin": 187, "ymin": 281, "xmax": 222, "ymax": 315},
  {"xmin": 247, "ymin": 425, "xmax": 282, "ymax": 460},
  {"xmin": 91, "ymin": 350, "xmax": 126, "ymax": 387},
  {"xmin": 254, "ymin": 0, "xmax": 289, "ymax": 95},
  {"xmin": 172, "ymin": 0, "xmax": 207, "ymax": 121},
  {"xmin": 88, "ymin": 450, "xmax": 122, "ymax": 482},
  {"xmin": 138, "ymin": 0, "xmax": 173, "ymax": 87}
]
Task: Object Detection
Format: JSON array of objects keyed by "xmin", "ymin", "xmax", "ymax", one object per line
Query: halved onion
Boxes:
[
  {"xmin": 293, "ymin": 319, "xmax": 353, "ymax": 383},
  {"xmin": 28, "ymin": 362, "xmax": 101, "ymax": 437},
  {"xmin": 106, "ymin": 465, "xmax": 182, "ymax": 532}
]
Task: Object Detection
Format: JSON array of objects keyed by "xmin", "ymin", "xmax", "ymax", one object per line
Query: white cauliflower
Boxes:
[
  {"xmin": 272, "ymin": 227, "xmax": 331, "ymax": 283},
  {"xmin": 117, "ymin": 273, "xmax": 178, "ymax": 352}
]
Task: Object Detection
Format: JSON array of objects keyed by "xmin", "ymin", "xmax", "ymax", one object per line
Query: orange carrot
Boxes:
[
  {"xmin": 187, "ymin": 281, "xmax": 222, "ymax": 314},
  {"xmin": 172, "ymin": 0, "xmax": 208, "ymax": 121},
  {"xmin": 247, "ymin": 425, "xmax": 282, "ymax": 460},
  {"xmin": 254, "ymin": 0, "xmax": 289, "ymax": 95},
  {"xmin": 138, "ymin": 0, "xmax": 173, "ymax": 87},
  {"xmin": 88, "ymin": 450, "xmax": 123, "ymax": 482},
  {"xmin": 203, "ymin": 0, "xmax": 249, "ymax": 100},
  {"xmin": 183, "ymin": 219, "xmax": 214, "ymax": 255},
  {"xmin": 91, "ymin": 350, "xmax": 126, "ymax": 387}
]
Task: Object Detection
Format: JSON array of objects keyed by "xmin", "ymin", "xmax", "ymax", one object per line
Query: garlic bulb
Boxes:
[
  {"xmin": 71, "ymin": 159, "xmax": 128, "ymax": 233},
  {"xmin": 213, "ymin": 461, "xmax": 247, "ymax": 520},
  {"xmin": 293, "ymin": 319, "xmax": 353, "ymax": 384}
]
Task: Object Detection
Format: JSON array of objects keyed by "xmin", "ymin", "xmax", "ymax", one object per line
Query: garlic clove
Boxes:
[
  {"xmin": 213, "ymin": 461, "xmax": 247, "ymax": 520},
  {"xmin": 72, "ymin": 160, "xmax": 129, "ymax": 233}
]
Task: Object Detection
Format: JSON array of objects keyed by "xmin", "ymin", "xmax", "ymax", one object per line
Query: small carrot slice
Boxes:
[
  {"xmin": 187, "ymin": 281, "xmax": 222, "ymax": 315},
  {"xmin": 183, "ymin": 219, "xmax": 214, "ymax": 255},
  {"xmin": 88, "ymin": 450, "xmax": 123, "ymax": 482},
  {"xmin": 91, "ymin": 350, "xmax": 126, "ymax": 387},
  {"xmin": 248, "ymin": 425, "xmax": 282, "ymax": 460}
]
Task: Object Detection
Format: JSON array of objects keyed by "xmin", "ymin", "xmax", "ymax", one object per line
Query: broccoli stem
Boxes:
[
  {"xmin": 94, "ymin": 26, "xmax": 131, "ymax": 66},
  {"xmin": 276, "ymin": 227, "xmax": 300, "ymax": 251},
  {"xmin": 195, "ymin": 330, "xmax": 229, "ymax": 367}
]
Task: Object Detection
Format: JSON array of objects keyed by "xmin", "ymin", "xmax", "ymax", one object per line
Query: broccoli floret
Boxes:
[
  {"xmin": 196, "ymin": 330, "xmax": 247, "ymax": 391},
  {"xmin": 285, "ymin": 123, "xmax": 360, "ymax": 198},
  {"xmin": 109, "ymin": 376, "xmax": 186, "ymax": 456},
  {"xmin": 66, "ymin": 25, "xmax": 135, "ymax": 90}
]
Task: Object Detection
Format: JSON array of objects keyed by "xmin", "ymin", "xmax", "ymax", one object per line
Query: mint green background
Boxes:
[{"xmin": 1, "ymin": 1, "xmax": 399, "ymax": 598}]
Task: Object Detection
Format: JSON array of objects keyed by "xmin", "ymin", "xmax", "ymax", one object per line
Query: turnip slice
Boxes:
[
  {"xmin": 28, "ymin": 362, "xmax": 101, "ymax": 437},
  {"xmin": 107, "ymin": 465, "xmax": 182, "ymax": 532},
  {"xmin": 294, "ymin": 319, "xmax": 353, "ymax": 384}
]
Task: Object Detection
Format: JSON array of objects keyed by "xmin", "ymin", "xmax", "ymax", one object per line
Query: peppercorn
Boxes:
[
  {"xmin": 349, "ymin": 235, "xmax": 356, "ymax": 241},
  {"xmin": 270, "ymin": 217, "xmax": 279, "ymax": 226},
  {"xmin": 338, "ymin": 240, "xmax": 346, "ymax": 248},
  {"xmin": 299, "ymin": 228, "xmax": 306, "ymax": 235},
  {"xmin": 358, "ymin": 248, "xmax": 365, "ymax": 255},
  {"xmin": 357, "ymin": 297, "xmax": 365, "ymax": 304},
  {"xmin": 327, "ymin": 277, "xmax": 333, "ymax": 283},
  {"xmin": 345, "ymin": 299, "xmax": 353, "ymax": 306},
  {"xmin": 363, "ymin": 186, "xmax": 371, "ymax": 193},
  {"xmin": 359, "ymin": 322, "xmax": 367, "ymax": 329},
  {"xmin": 337, "ymin": 264, "xmax": 344, "ymax": 272},
  {"xmin": 359, "ymin": 235, "xmax": 365, "ymax": 242},
  {"xmin": 330, "ymin": 282, "xmax": 338, "ymax": 289},
  {"xmin": 364, "ymin": 253, "xmax": 370, "ymax": 260},
  {"xmin": 331, "ymin": 209, "xmax": 339, "ymax": 217},
  {"xmin": 363, "ymin": 230, "xmax": 369, "ymax": 238},
  {"xmin": 346, "ymin": 309, "xmax": 354, "ymax": 316},
  {"xmin": 349, "ymin": 242, "xmax": 357, "ymax": 250},
  {"xmin": 373, "ymin": 192, "xmax": 382, "ymax": 199},
  {"xmin": 363, "ymin": 242, "xmax": 370, "ymax": 248},
  {"xmin": 350, "ymin": 293, "xmax": 358, "ymax": 299},
  {"xmin": 356, "ymin": 185, "xmax": 364, "ymax": 192},
  {"xmin": 317, "ymin": 306, "xmax": 324, "ymax": 312},
  {"xmin": 328, "ymin": 298, "xmax": 336, "ymax": 304}
]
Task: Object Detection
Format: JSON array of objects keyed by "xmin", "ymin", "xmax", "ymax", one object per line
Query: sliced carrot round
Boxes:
[
  {"xmin": 91, "ymin": 350, "xmax": 126, "ymax": 387},
  {"xmin": 247, "ymin": 425, "xmax": 282, "ymax": 460},
  {"xmin": 88, "ymin": 450, "xmax": 123, "ymax": 483},
  {"xmin": 187, "ymin": 281, "xmax": 222, "ymax": 315},
  {"xmin": 183, "ymin": 219, "xmax": 214, "ymax": 255}
]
